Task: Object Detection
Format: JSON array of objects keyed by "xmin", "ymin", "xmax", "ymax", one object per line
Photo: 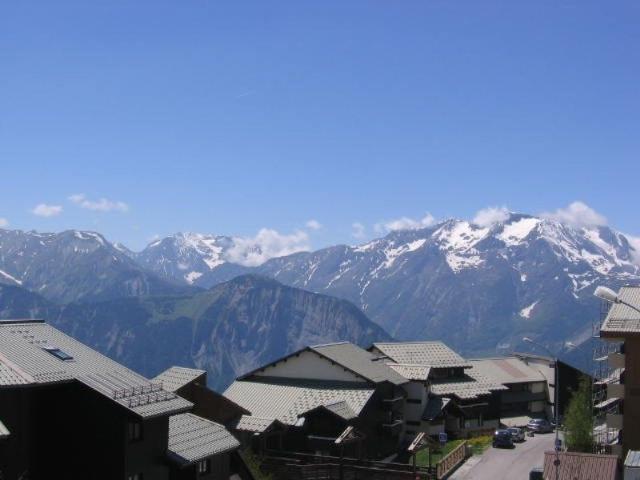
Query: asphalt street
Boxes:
[{"xmin": 450, "ymin": 433, "xmax": 555, "ymax": 480}]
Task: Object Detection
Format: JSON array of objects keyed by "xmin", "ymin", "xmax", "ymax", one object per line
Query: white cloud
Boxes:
[
  {"xmin": 225, "ymin": 228, "xmax": 310, "ymax": 267},
  {"xmin": 375, "ymin": 213, "xmax": 436, "ymax": 233},
  {"xmin": 69, "ymin": 193, "xmax": 129, "ymax": 213},
  {"xmin": 31, "ymin": 204, "xmax": 63, "ymax": 217},
  {"xmin": 541, "ymin": 201, "xmax": 607, "ymax": 228},
  {"xmin": 351, "ymin": 222, "xmax": 366, "ymax": 240},
  {"xmin": 473, "ymin": 206, "xmax": 510, "ymax": 227},
  {"xmin": 305, "ymin": 219, "xmax": 322, "ymax": 230},
  {"xmin": 0, "ymin": 218, "xmax": 8, "ymax": 227}
]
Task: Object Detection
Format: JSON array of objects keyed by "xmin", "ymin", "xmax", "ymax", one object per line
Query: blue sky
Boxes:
[{"xmin": 1, "ymin": 1, "xmax": 638, "ymax": 250}]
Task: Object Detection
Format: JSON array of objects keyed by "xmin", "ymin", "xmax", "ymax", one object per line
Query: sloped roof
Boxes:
[
  {"xmin": 429, "ymin": 366, "xmax": 508, "ymax": 400},
  {"xmin": 372, "ymin": 342, "xmax": 472, "ymax": 368},
  {"xmin": 387, "ymin": 364, "xmax": 431, "ymax": 381},
  {"xmin": 224, "ymin": 377, "xmax": 374, "ymax": 430},
  {"xmin": 239, "ymin": 342, "xmax": 406, "ymax": 386},
  {"xmin": 543, "ymin": 451, "xmax": 618, "ymax": 480},
  {"xmin": 320, "ymin": 400, "xmax": 357, "ymax": 420},
  {"xmin": 168, "ymin": 413, "xmax": 239, "ymax": 465},
  {"xmin": 234, "ymin": 415, "xmax": 284, "ymax": 433},
  {"xmin": 310, "ymin": 342, "xmax": 407, "ymax": 386},
  {"xmin": 153, "ymin": 366, "xmax": 206, "ymax": 392},
  {"xmin": 0, "ymin": 321, "xmax": 192, "ymax": 418},
  {"xmin": 469, "ymin": 357, "xmax": 546, "ymax": 385},
  {"xmin": 601, "ymin": 286, "xmax": 640, "ymax": 335}
]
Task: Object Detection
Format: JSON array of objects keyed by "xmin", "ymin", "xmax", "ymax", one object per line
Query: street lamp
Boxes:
[
  {"xmin": 523, "ymin": 338, "xmax": 561, "ymax": 455},
  {"xmin": 594, "ymin": 286, "xmax": 640, "ymax": 315}
]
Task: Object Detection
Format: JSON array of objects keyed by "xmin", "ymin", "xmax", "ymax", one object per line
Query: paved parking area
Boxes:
[{"xmin": 450, "ymin": 433, "xmax": 555, "ymax": 480}]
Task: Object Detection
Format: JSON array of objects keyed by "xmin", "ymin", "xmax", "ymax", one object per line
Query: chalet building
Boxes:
[
  {"xmin": 224, "ymin": 342, "xmax": 409, "ymax": 459},
  {"xmin": 223, "ymin": 339, "xmax": 585, "ymax": 464},
  {"xmin": 369, "ymin": 342, "xmax": 506, "ymax": 438},
  {"xmin": 0, "ymin": 319, "xmax": 240, "ymax": 480},
  {"xmin": 469, "ymin": 357, "xmax": 549, "ymax": 427},
  {"xmin": 599, "ymin": 286, "xmax": 640, "ymax": 458}
]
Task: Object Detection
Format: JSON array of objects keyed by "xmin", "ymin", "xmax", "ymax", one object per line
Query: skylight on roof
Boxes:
[{"xmin": 43, "ymin": 347, "xmax": 74, "ymax": 361}]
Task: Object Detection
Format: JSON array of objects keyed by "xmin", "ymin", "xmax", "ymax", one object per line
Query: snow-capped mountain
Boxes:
[
  {"xmin": 134, "ymin": 233, "xmax": 247, "ymax": 285},
  {"xmin": 0, "ymin": 229, "xmax": 193, "ymax": 303},
  {"xmin": 2, "ymin": 212, "xmax": 638, "ymax": 362},
  {"xmin": 251, "ymin": 213, "xmax": 639, "ymax": 355}
]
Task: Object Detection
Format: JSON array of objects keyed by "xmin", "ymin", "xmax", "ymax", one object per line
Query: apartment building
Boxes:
[{"xmin": 0, "ymin": 319, "xmax": 240, "ymax": 480}]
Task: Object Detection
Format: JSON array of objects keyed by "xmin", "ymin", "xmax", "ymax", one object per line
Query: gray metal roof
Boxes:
[
  {"xmin": 168, "ymin": 413, "xmax": 239, "ymax": 465},
  {"xmin": 601, "ymin": 286, "xmax": 640, "ymax": 335},
  {"xmin": 0, "ymin": 321, "xmax": 192, "ymax": 418},
  {"xmin": 372, "ymin": 342, "xmax": 472, "ymax": 368},
  {"xmin": 322, "ymin": 400, "xmax": 357, "ymax": 420},
  {"xmin": 234, "ymin": 415, "xmax": 283, "ymax": 433},
  {"xmin": 468, "ymin": 357, "xmax": 547, "ymax": 385},
  {"xmin": 0, "ymin": 419, "xmax": 9, "ymax": 439},
  {"xmin": 153, "ymin": 366, "xmax": 206, "ymax": 392},
  {"xmin": 311, "ymin": 342, "xmax": 407, "ymax": 386},
  {"xmin": 429, "ymin": 366, "xmax": 508, "ymax": 400},
  {"xmin": 625, "ymin": 450, "xmax": 640, "ymax": 468},
  {"xmin": 387, "ymin": 363, "xmax": 431, "ymax": 381},
  {"xmin": 224, "ymin": 378, "xmax": 375, "ymax": 431}
]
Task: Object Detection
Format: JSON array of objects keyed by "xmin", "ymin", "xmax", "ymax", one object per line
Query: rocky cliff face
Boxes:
[{"xmin": 48, "ymin": 275, "xmax": 390, "ymax": 389}]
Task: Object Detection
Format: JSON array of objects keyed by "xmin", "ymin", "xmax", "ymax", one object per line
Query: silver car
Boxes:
[{"xmin": 507, "ymin": 427, "xmax": 525, "ymax": 442}]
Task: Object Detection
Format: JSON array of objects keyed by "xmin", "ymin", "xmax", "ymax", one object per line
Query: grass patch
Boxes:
[
  {"xmin": 415, "ymin": 439, "xmax": 465, "ymax": 467},
  {"xmin": 466, "ymin": 435, "xmax": 492, "ymax": 455}
]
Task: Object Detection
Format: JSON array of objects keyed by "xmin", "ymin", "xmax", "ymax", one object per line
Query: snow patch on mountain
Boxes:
[
  {"xmin": 0, "ymin": 269, "xmax": 22, "ymax": 285},
  {"xmin": 185, "ymin": 271, "xmax": 203, "ymax": 284},
  {"xmin": 497, "ymin": 217, "xmax": 540, "ymax": 246},
  {"xmin": 434, "ymin": 221, "xmax": 488, "ymax": 273},
  {"xmin": 519, "ymin": 301, "xmax": 538, "ymax": 319}
]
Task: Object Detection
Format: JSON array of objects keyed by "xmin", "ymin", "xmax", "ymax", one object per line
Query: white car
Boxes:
[{"xmin": 507, "ymin": 427, "xmax": 526, "ymax": 442}]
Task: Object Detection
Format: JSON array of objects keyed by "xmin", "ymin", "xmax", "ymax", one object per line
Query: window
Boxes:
[
  {"xmin": 197, "ymin": 459, "xmax": 211, "ymax": 475},
  {"xmin": 43, "ymin": 347, "xmax": 73, "ymax": 361},
  {"xmin": 128, "ymin": 421, "xmax": 143, "ymax": 442},
  {"xmin": 127, "ymin": 474, "xmax": 142, "ymax": 480},
  {"xmin": 406, "ymin": 398, "xmax": 421, "ymax": 404}
]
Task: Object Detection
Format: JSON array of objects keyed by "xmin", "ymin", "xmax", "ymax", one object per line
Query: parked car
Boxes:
[
  {"xmin": 493, "ymin": 429, "xmax": 515, "ymax": 448},
  {"xmin": 526, "ymin": 418, "xmax": 554, "ymax": 433},
  {"xmin": 507, "ymin": 427, "xmax": 526, "ymax": 442}
]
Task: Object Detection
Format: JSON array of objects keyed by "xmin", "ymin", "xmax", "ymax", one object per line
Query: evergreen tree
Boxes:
[{"xmin": 564, "ymin": 376, "xmax": 594, "ymax": 452}]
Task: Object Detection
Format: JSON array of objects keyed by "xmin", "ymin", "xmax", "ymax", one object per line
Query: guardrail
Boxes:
[{"xmin": 436, "ymin": 441, "xmax": 467, "ymax": 479}]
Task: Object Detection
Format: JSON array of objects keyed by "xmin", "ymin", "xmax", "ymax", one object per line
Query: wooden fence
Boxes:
[{"xmin": 435, "ymin": 441, "xmax": 468, "ymax": 479}]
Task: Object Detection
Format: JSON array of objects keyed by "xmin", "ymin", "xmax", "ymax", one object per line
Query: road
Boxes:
[{"xmin": 450, "ymin": 433, "xmax": 554, "ymax": 480}]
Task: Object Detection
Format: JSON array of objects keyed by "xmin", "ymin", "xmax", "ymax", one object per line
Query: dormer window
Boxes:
[{"xmin": 43, "ymin": 347, "xmax": 73, "ymax": 361}]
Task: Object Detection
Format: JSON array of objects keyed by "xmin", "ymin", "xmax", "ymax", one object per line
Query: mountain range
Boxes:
[
  {"xmin": 0, "ymin": 212, "xmax": 638, "ymax": 381},
  {"xmin": 0, "ymin": 275, "xmax": 388, "ymax": 389},
  {"xmin": 128, "ymin": 213, "xmax": 640, "ymax": 356}
]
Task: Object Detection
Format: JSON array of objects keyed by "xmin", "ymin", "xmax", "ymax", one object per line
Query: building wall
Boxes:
[
  {"xmin": 0, "ymin": 387, "xmax": 32, "ymax": 480},
  {"xmin": 253, "ymin": 350, "xmax": 365, "ymax": 383},
  {"xmin": 0, "ymin": 381, "xmax": 174, "ymax": 480},
  {"xmin": 170, "ymin": 454, "xmax": 231, "ymax": 480},
  {"xmin": 623, "ymin": 337, "xmax": 640, "ymax": 455}
]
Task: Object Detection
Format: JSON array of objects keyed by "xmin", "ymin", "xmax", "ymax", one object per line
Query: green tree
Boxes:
[{"xmin": 564, "ymin": 376, "xmax": 594, "ymax": 452}]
